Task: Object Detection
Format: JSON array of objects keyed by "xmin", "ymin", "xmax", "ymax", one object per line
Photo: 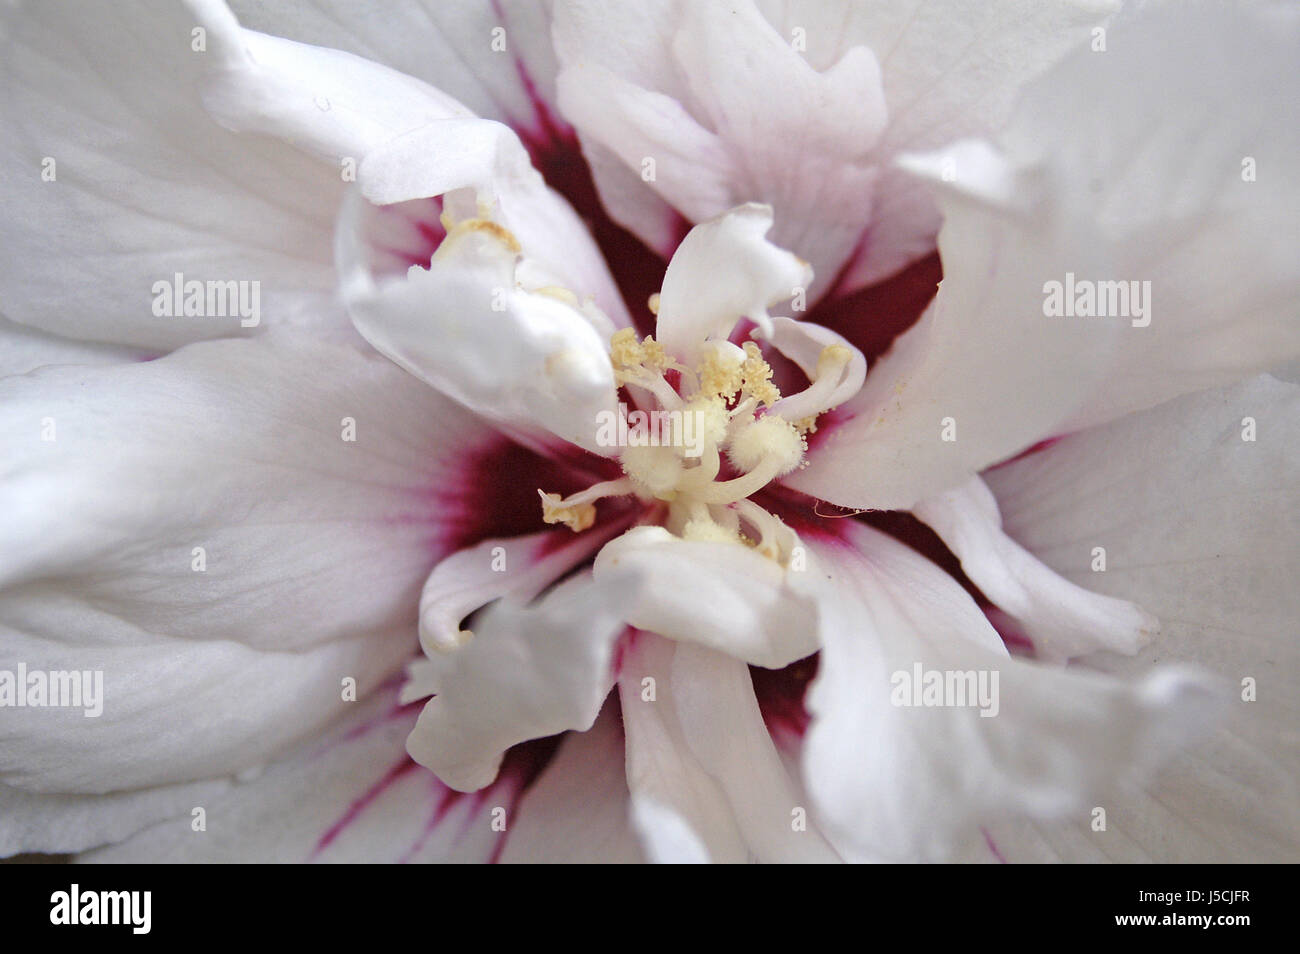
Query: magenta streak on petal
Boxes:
[
  {"xmin": 486, "ymin": 734, "xmax": 567, "ymax": 864},
  {"xmin": 396, "ymin": 781, "xmax": 462, "ymax": 864},
  {"xmin": 982, "ymin": 827, "xmax": 1008, "ymax": 864},
  {"xmin": 311, "ymin": 755, "xmax": 423, "ymax": 860},
  {"xmin": 335, "ymin": 681, "xmax": 420, "ymax": 747},
  {"xmin": 311, "ymin": 701, "xmax": 566, "ymax": 862}
]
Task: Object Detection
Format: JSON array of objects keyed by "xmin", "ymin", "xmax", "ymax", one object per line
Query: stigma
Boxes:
[{"xmin": 540, "ymin": 324, "xmax": 857, "ymax": 567}]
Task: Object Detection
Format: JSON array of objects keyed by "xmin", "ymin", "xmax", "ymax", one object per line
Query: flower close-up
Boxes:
[{"xmin": 1, "ymin": 0, "xmax": 1296, "ymax": 868}]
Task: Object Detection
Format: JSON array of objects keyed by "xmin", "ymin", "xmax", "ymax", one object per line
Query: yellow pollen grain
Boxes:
[
  {"xmin": 647, "ymin": 293, "xmax": 661, "ymax": 315},
  {"xmin": 697, "ymin": 350, "xmax": 743, "ymax": 398},
  {"xmin": 534, "ymin": 285, "xmax": 579, "ymax": 306},
  {"xmin": 741, "ymin": 341, "xmax": 780, "ymax": 407},
  {"xmin": 609, "ymin": 327, "xmax": 644, "ymax": 370},
  {"xmin": 609, "ymin": 328, "xmax": 670, "ymax": 380},
  {"xmin": 538, "ymin": 491, "xmax": 595, "ymax": 532},
  {"xmin": 640, "ymin": 335, "xmax": 669, "ymax": 372}
]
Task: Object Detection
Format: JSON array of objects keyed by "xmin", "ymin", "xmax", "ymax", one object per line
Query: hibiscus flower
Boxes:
[{"xmin": 1, "ymin": 0, "xmax": 1295, "ymax": 863}]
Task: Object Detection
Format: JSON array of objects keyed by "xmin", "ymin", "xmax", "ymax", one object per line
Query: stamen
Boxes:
[
  {"xmin": 740, "ymin": 341, "xmax": 780, "ymax": 407},
  {"xmin": 538, "ymin": 492, "xmax": 595, "ymax": 532},
  {"xmin": 677, "ymin": 441, "xmax": 722, "ymax": 490},
  {"xmin": 623, "ymin": 369, "xmax": 683, "ymax": 411},
  {"xmin": 733, "ymin": 498, "xmax": 787, "ymax": 561},
  {"xmin": 548, "ymin": 289, "xmax": 864, "ymax": 564},
  {"xmin": 697, "ymin": 346, "xmax": 744, "ymax": 399},
  {"xmin": 682, "ymin": 516, "xmax": 741, "ymax": 544},
  {"xmin": 770, "ymin": 344, "xmax": 856, "ymax": 422},
  {"xmin": 538, "ymin": 477, "xmax": 635, "ymax": 532},
  {"xmin": 693, "ymin": 453, "xmax": 790, "ymax": 506}
]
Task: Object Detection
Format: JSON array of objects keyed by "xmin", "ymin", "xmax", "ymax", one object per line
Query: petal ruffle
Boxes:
[
  {"xmin": 0, "ymin": 0, "xmax": 342, "ymax": 349},
  {"xmin": 654, "ymin": 204, "xmax": 811, "ymax": 363},
  {"xmin": 0, "ymin": 317, "xmax": 149, "ymax": 380},
  {"xmin": 555, "ymin": 0, "xmax": 884, "ymax": 299},
  {"xmin": 789, "ymin": 3, "xmax": 1300, "ymax": 510},
  {"xmin": 980, "ymin": 374, "xmax": 1300, "ymax": 861},
  {"xmin": 338, "ymin": 194, "xmax": 622, "ymax": 454},
  {"xmin": 403, "ymin": 572, "xmax": 633, "ymax": 792},
  {"xmin": 592, "ymin": 526, "xmax": 818, "ymax": 669},
  {"xmin": 1, "ymin": 777, "xmax": 229, "ymax": 857},
  {"xmin": 797, "ymin": 523, "xmax": 1224, "ymax": 862},
  {"xmin": 81, "ymin": 686, "xmax": 510, "ymax": 862},
  {"xmin": 0, "ymin": 333, "xmax": 494, "ymax": 793},
  {"xmin": 499, "ymin": 704, "xmax": 643, "ymax": 863},
  {"xmin": 913, "ymin": 476, "xmax": 1156, "ymax": 663},
  {"xmin": 418, "ymin": 522, "xmax": 625, "ymax": 653},
  {"xmin": 190, "ymin": 0, "xmax": 472, "ymax": 161},
  {"xmin": 617, "ymin": 633, "xmax": 748, "ymax": 863},
  {"xmin": 555, "ymin": 0, "xmax": 1115, "ymax": 298},
  {"xmin": 223, "ymin": 0, "xmax": 564, "ymax": 141}
]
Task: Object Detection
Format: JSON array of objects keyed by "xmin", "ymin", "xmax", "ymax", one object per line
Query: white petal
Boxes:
[
  {"xmin": 499, "ymin": 705, "xmax": 643, "ymax": 863},
  {"xmin": 760, "ymin": 0, "xmax": 1119, "ymax": 291},
  {"xmin": 790, "ymin": 3, "xmax": 1300, "ymax": 510},
  {"xmin": 354, "ymin": 121, "xmax": 630, "ymax": 325},
  {"xmin": 555, "ymin": 0, "xmax": 885, "ymax": 296},
  {"xmin": 0, "ymin": 317, "xmax": 149, "ymax": 380},
  {"xmin": 913, "ymin": 476, "xmax": 1156, "ymax": 662},
  {"xmin": 797, "ymin": 524, "xmax": 1224, "ymax": 862},
  {"xmin": 668, "ymin": 1, "xmax": 885, "ymax": 299},
  {"xmin": 419, "ymin": 523, "xmax": 624, "ymax": 653},
  {"xmin": 618, "ymin": 633, "xmax": 748, "ymax": 863},
  {"xmin": 593, "ymin": 526, "xmax": 818, "ymax": 669},
  {"xmin": 189, "ymin": 0, "xmax": 472, "ymax": 161},
  {"xmin": 0, "ymin": 335, "xmax": 491, "ymax": 650},
  {"xmin": 1, "ymin": 777, "xmax": 229, "ymax": 857},
  {"xmin": 786, "ymin": 158, "xmax": 1117, "ymax": 511},
  {"xmin": 339, "ymin": 195, "xmax": 621, "ymax": 454},
  {"xmin": 193, "ymin": 1, "xmax": 633, "ymax": 354},
  {"xmin": 0, "ymin": 334, "xmax": 494, "ymax": 792},
  {"xmin": 982, "ymin": 374, "xmax": 1300, "ymax": 861},
  {"xmin": 655, "ymin": 204, "xmax": 812, "ymax": 363},
  {"xmin": 224, "ymin": 0, "xmax": 564, "ymax": 139},
  {"xmin": 0, "ymin": 0, "xmax": 342, "ymax": 349},
  {"xmin": 192, "ymin": 1, "xmax": 631, "ymax": 331},
  {"xmin": 670, "ymin": 643, "xmax": 840, "ymax": 862},
  {"xmin": 577, "ymin": 138, "xmax": 686, "ymax": 258},
  {"xmin": 82, "ymin": 686, "xmax": 515, "ymax": 862},
  {"xmin": 0, "ymin": 618, "xmax": 411, "ymax": 795},
  {"xmin": 556, "ymin": 62, "xmax": 739, "ymax": 230},
  {"xmin": 404, "ymin": 572, "xmax": 632, "ymax": 792}
]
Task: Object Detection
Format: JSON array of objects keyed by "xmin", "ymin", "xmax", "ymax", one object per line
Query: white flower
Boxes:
[{"xmin": 0, "ymin": 0, "xmax": 1296, "ymax": 863}]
